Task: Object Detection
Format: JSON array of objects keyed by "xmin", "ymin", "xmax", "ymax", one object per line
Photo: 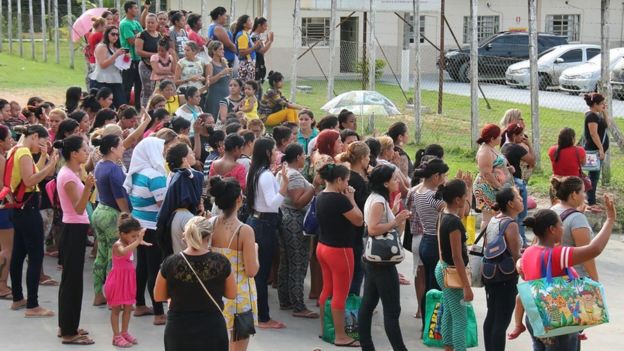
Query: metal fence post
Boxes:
[
  {"xmin": 54, "ymin": 0, "xmax": 59, "ymax": 64},
  {"xmin": 156, "ymin": 0, "xmax": 161, "ymax": 12},
  {"xmin": 29, "ymin": 0, "xmax": 35, "ymax": 59},
  {"xmin": 263, "ymin": 0, "xmax": 269, "ymax": 19},
  {"xmin": 437, "ymin": 0, "xmax": 445, "ymax": 114},
  {"xmin": 18, "ymin": 0, "xmax": 23, "ymax": 57},
  {"xmin": 601, "ymin": 0, "xmax": 611, "ymax": 184},
  {"xmin": 82, "ymin": 0, "xmax": 85, "ymax": 12},
  {"xmin": 8, "ymin": 0, "xmax": 12, "ymax": 54},
  {"xmin": 289, "ymin": 0, "xmax": 301, "ymax": 102},
  {"xmin": 98, "ymin": 0, "xmax": 103, "ymax": 7},
  {"xmin": 327, "ymin": 0, "xmax": 337, "ymax": 101},
  {"xmin": 413, "ymin": 0, "xmax": 422, "ymax": 144},
  {"xmin": 367, "ymin": 0, "xmax": 376, "ymax": 91},
  {"xmin": 231, "ymin": 0, "xmax": 236, "ymax": 21},
  {"xmin": 0, "ymin": 0, "xmax": 4, "ymax": 53},
  {"xmin": 41, "ymin": 0, "xmax": 47, "ymax": 62},
  {"xmin": 470, "ymin": 0, "xmax": 479, "ymax": 149},
  {"xmin": 528, "ymin": 0, "xmax": 540, "ymax": 168},
  {"xmin": 67, "ymin": 0, "xmax": 74, "ymax": 69}
]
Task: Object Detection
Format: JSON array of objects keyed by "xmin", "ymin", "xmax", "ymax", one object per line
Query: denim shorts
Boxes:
[{"xmin": 0, "ymin": 208, "xmax": 13, "ymax": 229}]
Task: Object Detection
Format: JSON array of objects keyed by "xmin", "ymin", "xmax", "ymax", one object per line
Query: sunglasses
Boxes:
[{"xmin": 110, "ymin": 32, "xmax": 119, "ymax": 36}]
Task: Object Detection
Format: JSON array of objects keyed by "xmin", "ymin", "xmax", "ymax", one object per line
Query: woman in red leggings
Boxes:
[{"xmin": 315, "ymin": 163, "xmax": 363, "ymax": 347}]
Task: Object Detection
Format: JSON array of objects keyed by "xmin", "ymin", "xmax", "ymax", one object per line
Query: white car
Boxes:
[
  {"xmin": 559, "ymin": 47, "xmax": 624, "ymax": 94},
  {"xmin": 506, "ymin": 44, "xmax": 601, "ymax": 90}
]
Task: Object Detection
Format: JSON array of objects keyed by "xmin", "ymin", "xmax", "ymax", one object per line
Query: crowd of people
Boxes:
[{"xmin": 0, "ymin": 1, "xmax": 618, "ymax": 350}]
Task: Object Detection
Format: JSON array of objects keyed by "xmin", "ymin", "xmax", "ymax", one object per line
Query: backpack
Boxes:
[
  {"xmin": 0, "ymin": 148, "xmax": 35, "ymax": 209},
  {"xmin": 482, "ymin": 218, "xmax": 517, "ymax": 283}
]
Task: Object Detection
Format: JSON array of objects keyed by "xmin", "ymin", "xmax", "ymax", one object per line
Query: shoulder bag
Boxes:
[
  {"xmin": 582, "ymin": 131, "xmax": 607, "ymax": 172},
  {"xmin": 467, "ymin": 225, "xmax": 488, "ymax": 288},
  {"xmin": 481, "ymin": 218, "xmax": 518, "ymax": 284},
  {"xmin": 231, "ymin": 224, "xmax": 256, "ymax": 341},
  {"xmin": 437, "ymin": 213, "xmax": 472, "ymax": 289},
  {"xmin": 574, "ymin": 147, "xmax": 593, "ymax": 191},
  {"xmin": 363, "ymin": 199, "xmax": 404, "ymax": 265},
  {"xmin": 179, "ymin": 252, "xmax": 227, "ymax": 319}
]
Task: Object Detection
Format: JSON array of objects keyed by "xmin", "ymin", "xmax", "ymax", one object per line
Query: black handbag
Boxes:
[
  {"xmin": 363, "ymin": 199, "xmax": 405, "ymax": 265},
  {"xmin": 232, "ymin": 225, "xmax": 256, "ymax": 341}
]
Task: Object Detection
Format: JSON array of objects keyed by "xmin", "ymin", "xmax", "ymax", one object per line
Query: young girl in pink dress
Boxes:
[{"xmin": 104, "ymin": 213, "xmax": 151, "ymax": 348}]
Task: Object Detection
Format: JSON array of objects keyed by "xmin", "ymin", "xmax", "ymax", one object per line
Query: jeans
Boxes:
[
  {"xmin": 10, "ymin": 193, "xmax": 44, "ymax": 309},
  {"xmin": 483, "ymin": 277, "xmax": 518, "ymax": 351},
  {"xmin": 349, "ymin": 230, "xmax": 364, "ymax": 296},
  {"xmin": 135, "ymin": 229, "xmax": 164, "ymax": 315},
  {"xmin": 358, "ymin": 262, "xmax": 407, "ymax": 351},
  {"xmin": 58, "ymin": 223, "xmax": 88, "ymax": 336},
  {"xmin": 419, "ymin": 234, "xmax": 440, "ymax": 326},
  {"xmin": 514, "ymin": 178, "xmax": 528, "ymax": 244},
  {"xmin": 122, "ymin": 60, "xmax": 142, "ymax": 110},
  {"xmin": 526, "ymin": 316, "xmax": 579, "ymax": 351},
  {"xmin": 247, "ymin": 213, "xmax": 280, "ymax": 322},
  {"xmin": 587, "ymin": 169, "xmax": 601, "ymax": 205}
]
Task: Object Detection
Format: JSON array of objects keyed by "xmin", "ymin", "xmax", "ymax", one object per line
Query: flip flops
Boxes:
[
  {"xmin": 292, "ymin": 309, "xmax": 319, "ymax": 319},
  {"xmin": 39, "ymin": 278, "xmax": 59, "ymax": 286},
  {"xmin": 61, "ymin": 335, "xmax": 95, "ymax": 345},
  {"xmin": 24, "ymin": 307, "xmax": 55, "ymax": 318},
  {"xmin": 334, "ymin": 339, "xmax": 360, "ymax": 347}
]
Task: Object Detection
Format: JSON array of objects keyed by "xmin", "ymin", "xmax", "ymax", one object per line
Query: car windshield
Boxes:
[
  {"xmin": 588, "ymin": 49, "xmax": 624, "ymax": 65},
  {"xmin": 538, "ymin": 47, "xmax": 558, "ymax": 59}
]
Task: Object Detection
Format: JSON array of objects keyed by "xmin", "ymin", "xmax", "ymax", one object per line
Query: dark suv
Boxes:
[{"xmin": 443, "ymin": 31, "xmax": 568, "ymax": 82}]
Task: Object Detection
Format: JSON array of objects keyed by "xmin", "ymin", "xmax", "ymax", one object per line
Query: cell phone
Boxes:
[{"xmin": 122, "ymin": 48, "xmax": 130, "ymax": 53}]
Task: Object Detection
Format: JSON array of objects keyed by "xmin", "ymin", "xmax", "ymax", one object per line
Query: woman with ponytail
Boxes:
[
  {"xmin": 0, "ymin": 125, "xmax": 15, "ymax": 300},
  {"xmin": 582, "ymin": 93, "xmax": 609, "ymax": 210},
  {"xmin": 259, "ymin": 71, "xmax": 307, "ymax": 126},
  {"xmin": 54, "ymin": 136, "xmax": 96, "ymax": 345},
  {"xmin": 155, "ymin": 216, "xmax": 236, "ymax": 351}
]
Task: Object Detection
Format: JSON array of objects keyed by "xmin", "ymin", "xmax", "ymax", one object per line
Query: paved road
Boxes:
[
  {"xmin": 1, "ymin": 238, "xmax": 623, "ymax": 350},
  {"xmin": 390, "ymin": 74, "xmax": 624, "ymax": 118}
]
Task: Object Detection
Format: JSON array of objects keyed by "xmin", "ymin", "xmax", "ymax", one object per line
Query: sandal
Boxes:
[
  {"xmin": 398, "ymin": 273, "xmax": 411, "ymax": 285},
  {"xmin": 11, "ymin": 299, "xmax": 27, "ymax": 310},
  {"xmin": 25, "ymin": 306, "xmax": 55, "ymax": 318},
  {"xmin": 335, "ymin": 339, "xmax": 360, "ymax": 347},
  {"xmin": 39, "ymin": 278, "xmax": 59, "ymax": 286},
  {"xmin": 62, "ymin": 335, "xmax": 94, "ymax": 345},
  {"xmin": 112, "ymin": 335, "xmax": 133, "ymax": 348},
  {"xmin": 153, "ymin": 314, "xmax": 167, "ymax": 325},
  {"xmin": 133, "ymin": 306, "xmax": 154, "ymax": 317},
  {"xmin": 257, "ymin": 319, "xmax": 286, "ymax": 329},
  {"xmin": 121, "ymin": 332, "xmax": 138, "ymax": 345},
  {"xmin": 293, "ymin": 309, "xmax": 319, "ymax": 319},
  {"xmin": 58, "ymin": 328, "xmax": 89, "ymax": 338},
  {"xmin": 279, "ymin": 304, "xmax": 294, "ymax": 311},
  {"xmin": 0, "ymin": 290, "xmax": 13, "ymax": 300}
]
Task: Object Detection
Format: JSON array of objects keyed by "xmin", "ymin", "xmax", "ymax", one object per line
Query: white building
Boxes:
[{"xmin": 169, "ymin": 0, "xmax": 624, "ymax": 76}]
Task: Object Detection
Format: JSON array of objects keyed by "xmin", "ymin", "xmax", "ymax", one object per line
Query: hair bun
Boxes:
[
  {"xmin": 209, "ymin": 176, "xmax": 226, "ymax": 198},
  {"xmin": 523, "ymin": 216, "xmax": 536, "ymax": 228},
  {"xmin": 52, "ymin": 140, "xmax": 64, "ymax": 149},
  {"xmin": 119, "ymin": 212, "xmax": 131, "ymax": 221}
]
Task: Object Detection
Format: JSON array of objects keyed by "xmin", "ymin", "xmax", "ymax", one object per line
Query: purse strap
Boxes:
[
  {"xmin": 234, "ymin": 223, "xmax": 250, "ymax": 314},
  {"xmin": 574, "ymin": 147, "xmax": 584, "ymax": 177},
  {"xmin": 436, "ymin": 213, "xmax": 444, "ymax": 264},
  {"xmin": 179, "ymin": 252, "xmax": 226, "ymax": 319}
]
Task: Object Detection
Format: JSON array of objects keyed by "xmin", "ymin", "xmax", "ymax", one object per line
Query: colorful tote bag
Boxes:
[
  {"xmin": 423, "ymin": 289, "xmax": 479, "ymax": 348},
  {"xmin": 322, "ymin": 294, "xmax": 361, "ymax": 344},
  {"xmin": 517, "ymin": 249, "xmax": 609, "ymax": 338}
]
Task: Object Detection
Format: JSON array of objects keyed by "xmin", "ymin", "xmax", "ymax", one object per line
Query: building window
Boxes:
[
  {"xmin": 403, "ymin": 14, "xmax": 426, "ymax": 45},
  {"xmin": 546, "ymin": 14, "xmax": 580, "ymax": 42},
  {"xmin": 462, "ymin": 16, "xmax": 500, "ymax": 43},
  {"xmin": 302, "ymin": 17, "xmax": 330, "ymax": 46}
]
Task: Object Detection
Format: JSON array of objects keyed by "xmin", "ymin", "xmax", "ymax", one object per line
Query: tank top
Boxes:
[{"xmin": 90, "ymin": 44, "xmax": 123, "ymax": 84}]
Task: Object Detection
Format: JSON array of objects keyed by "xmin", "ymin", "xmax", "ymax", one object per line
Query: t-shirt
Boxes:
[
  {"xmin": 297, "ymin": 129, "xmax": 319, "ymax": 154},
  {"xmin": 521, "ymin": 245, "xmax": 577, "ymax": 281},
  {"xmin": 171, "ymin": 209, "xmax": 195, "ymax": 254},
  {"xmin": 119, "ymin": 17, "xmax": 143, "ymax": 61},
  {"xmin": 160, "ymin": 252, "xmax": 231, "ymax": 313},
  {"xmin": 279, "ymin": 168, "xmax": 313, "ymax": 210},
  {"xmin": 138, "ymin": 31, "xmax": 161, "ymax": 65},
  {"xmin": 87, "ymin": 31, "xmax": 104, "ymax": 64},
  {"xmin": 237, "ymin": 155, "xmax": 251, "ymax": 174},
  {"xmin": 438, "ymin": 213, "xmax": 468, "ymax": 266},
  {"xmin": 150, "ymin": 54, "xmax": 175, "ymax": 81},
  {"xmin": 551, "ymin": 204, "xmax": 593, "ymax": 278},
  {"xmin": 235, "ymin": 31, "xmax": 255, "ymax": 61},
  {"xmin": 548, "ymin": 145, "xmax": 585, "ymax": 177},
  {"xmin": 219, "ymin": 96, "xmax": 243, "ymax": 115},
  {"xmin": 407, "ymin": 188, "xmax": 444, "ymax": 236},
  {"xmin": 10, "ymin": 147, "xmax": 39, "ymax": 193},
  {"xmin": 128, "ymin": 168, "xmax": 167, "ymax": 229},
  {"xmin": 56, "ymin": 166, "xmax": 89, "ymax": 224},
  {"xmin": 363, "ymin": 192, "xmax": 395, "ymax": 228},
  {"xmin": 177, "ymin": 58, "xmax": 205, "ymax": 91},
  {"xmin": 501, "ymin": 143, "xmax": 528, "ymax": 179},
  {"xmin": 94, "ymin": 160, "xmax": 128, "ymax": 211},
  {"xmin": 188, "ymin": 29, "xmax": 207, "ymax": 47},
  {"xmin": 316, "ymin": 191, "xmax": 356, "ymax": 248},
  {"xmin": 170, "ymin": 28, "xmax": 189, "ymax": 59},
  {"xmin": 584, "ymin": 111, "xmax": 609, "ymax": 152}
]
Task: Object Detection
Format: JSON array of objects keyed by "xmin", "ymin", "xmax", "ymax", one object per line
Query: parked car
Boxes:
[
  {"xmin": 443, "ymin": 31, "xmax": 568, "ymax": 82},
  {"xmin": 506, "ymin": 44, "xmax": 601, "ymax": 90},
  {"xmin": 610, "ymin": 59, "xmax": 624, "ymax": 98},
  {"xmin": 559, "ymin": 48, "xmax": 624, "ymax": 94}
]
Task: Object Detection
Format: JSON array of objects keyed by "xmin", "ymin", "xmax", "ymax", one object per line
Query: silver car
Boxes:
[
  {"xmin": 559, "ymin": 47, "xmax": 624, "ymax": 94},
  {"xmin": 506, "ymin": 44, "xmax": 600, "ymax": 90}
]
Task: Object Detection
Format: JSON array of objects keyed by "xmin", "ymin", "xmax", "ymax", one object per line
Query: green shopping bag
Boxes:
[
  {"xmin": 517, "ymin": 249, "xmax": 609, "ymax": 338},
  {"xmin": 322, "ymin": 294, "xmax": 361, "ymax": 344},
  {"xmin": 423, "ymin": 289, "xmax": 479, "ymax": 348}
]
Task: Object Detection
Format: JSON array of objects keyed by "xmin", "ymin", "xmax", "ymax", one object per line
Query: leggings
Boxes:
[
  {"xmin": 135, "ymin": 228, "xmax": 164, "ymax": 315},
  {"xmin": 587, "ymin": 169, "xmax": 601, "ymax": 206},
  {"xmin": 277, "ymin": 207, "xmax": 310, "ymax": 312},
  {"xmin": 91, "ymin": 204, "xmax": 120, "ymax": 295},
  {"xmin": 58, "ymin": 223, "xmax": 89, "ymax": 337},
  {"xmin": 316, "ymin": 242, "xmax": 353, "ymax": 310},
  {"xmin": 484, "ymin": 278, "xmax": 518, "ymax": 351},
  {"xmin": 10, "ymin": 193, "xmax": 44, "ymax": 309},
  {"xmin": 138, "ymin": 61, "xmax": 155, "ymax": 108},
  {"xmin": 420, "ymin": 234, "xmax": 441, "ymax": 326},
  {"xmin": 435, "ymin": 261, "xmax": 468, "ymax": 351},
  {"xmin": 265, "ymin": 108, "xmax": 298, "ymax": 127}
]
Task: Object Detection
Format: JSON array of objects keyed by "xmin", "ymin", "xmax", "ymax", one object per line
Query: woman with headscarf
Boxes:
[{"xmin": 124, "ymin": 137, "xmax": 168, "ymax": 324}]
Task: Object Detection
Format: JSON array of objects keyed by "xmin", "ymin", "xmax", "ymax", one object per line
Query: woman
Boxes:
[
  {"xmin": 135, "ymin": 13, "xmax": 162, "ymax": 107},
  {"xmin": 175, "ymin": 86, "xmax": 203, "ymax": 137},
  {"xmin": 482, "ymin": 187, "xmax": 523, "ymax": 351},
  {"xmin": 499, "ymin": 108, "xmax": 525, "ymax": 144},
  {"xmin": 174, "ymin": 41, "xmax": 207, "ymax": 95},
  {"xmin": 297, "ymin": 110, "xmax": 318, "ymax": 155},
  {"xmin": 158, "ymin": 80, "xmax": 186, "ymax": 115},
  {"xmin": 157, "ymin": 142, "xmax": 203, "ymax": 255},
  {"xmin": 209, "ymin": 133, "xmax": 247, "ymax": 190},
  {"xmin": 156, "ymin": 11, "xmax": 170, "ymax": 36},
  {"xmin": 9, "ymin": 125, "xmax": 59, "ymax": 316},
  {"xmin": 250, "ymin": 17, "xmax": 274, "ymax": 90},
  {"xmin": 148, "ymin": 94, "xmax": 167, "ymax": 112},
  {"xmin": 278, "ymin": 144, "xmax": 321, "ymax": 318},
  {"xmin": 521, "ymin": 199, "xmax": 615, "ymax": 351},
  {"xmin": 219, "ymin": 79, "xmax": 244, "ymax": 124},
  {"xmin": 501, "ymin": 123, "xmax": 535, "ymax": 244},
  {"xmin": 169, "ymin": 11, "xmax": 190, "ymax": 59},
  {"xmin": 376, "ymin": 136, "xmax": 410, "ymax": 194},
  {"xmin": 272, "ymin": 126, "xmax": 292, "ymax": 164},
  {"xmin": 186, "ymin": 14, "xmax": 208, "ymax": 63},
  {"xmin": 338, "ymin": 141, "xmax": 370, "ymax": 296},
  {"xmin": 155, "ymin": 216, "xmax": 236, "ymax": 351},
  {"xmin": 89, "ymin": 109, "xmax": 117, "ymax": 134},
  {"xmin": 583, "ymin": 93, "xmax": 609, "ymax": 210},
  {"xmin": 202, "ymin": 127, "xmax": 226, "ymax": 172},
  {"xmin": 0, "ymin": 125, "xmax": 15, "ymax": 299},
  {"xmin": 96, "ymin": 87, "xmax": 114, "ymax": 110},
  {"xmin": 473, "ymin": 124, "xmax": 513, "ymax": 230},
  {"xmin": 207, "ymin": 6, "xmax": 238, "ymax": 67},
  {"xmin": 359, "ymin": 165, "xmax": 411, "ymax": 351},
  {"xmin": 315, "ymin": 163, "xmax": 363, "ymax": 347},
  {"xmin": 210, "ymin": 177, "xmax": 259, "ymax": 351},
  {"xmin": 205, "ymin": 41, "xmax": 233, "ymax": 119},
  {"xmin": 387, "ymin": 122, "xmax": 413, "ymax": 181},
  {"xmin": 434, "ymin": 178, "xmax": 474, "ymax": 351},
  {"xmin": 259, "ymin": 71, "xmax": 306, "ymax": 126},
  {"xmin": 91, "ymin": 134, "xmax": 129, "ymax": 306},
  {"xmin": 407, "ymin": 159, "xmax": 448, "ymax": 322},
  {"xmin": 338, "ymin": 109, "xmax": 357, "ymax": 131},
  {"xmin": 143, "ymin": 108, "xmax": 171, "ymax": 138},
  {"xmin": 64, "ymin": 87, "xmax": 82, "ymax": 115},
  {"xmin": 124, "ymin": 137, "xmax": 168, "ymax": 325},
  {"xmin": 54, "ymin": 136, "xmax": 96, "ymax": 345},
  {"xmin": 414, "ymin": 144, "xmax": 444, "ymax": 169},
  {"xmin": 80, "ymin": 91, "xmax": 102, "ymax": 122},
  {"xmin": 47, "ymin": 108, "xmax": 67, "ymax": 142},
  {"xmin": 68, "ymin": 111, "xmax": 91, "ymax": 137},
  {"xmin": 90, "ymin": 26, "xmax": 126, "ymax": 108},
  {"xmin": 548, "ymin": 128, "xmax": 586, "ymax": 178},
  {"xmin": 150, "ymin": 39, "xmax": 177, "ymax": 86},
  {"xmin": 245, "ymin": 137, "xmax": 289, "ymax": 329},
  {"xmin": 234, "ymin": 15, "xmax": 261, "ymax": 82},
  {"xmin": 85, "ymin": 18, "xmax": 106, "ymax": 88}
]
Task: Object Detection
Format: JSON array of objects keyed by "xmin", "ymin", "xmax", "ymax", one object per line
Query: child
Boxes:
[
  {"xmin": 240, "ymin": 80, "xmax": 259, "ymax": 121},
  {"xmin": 104, "ymin": 213, "xmax": 151, "ymax": 348},
  {"xmin": 150, "ymin": 38, "xmax": 177, "ymax": 86}
]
